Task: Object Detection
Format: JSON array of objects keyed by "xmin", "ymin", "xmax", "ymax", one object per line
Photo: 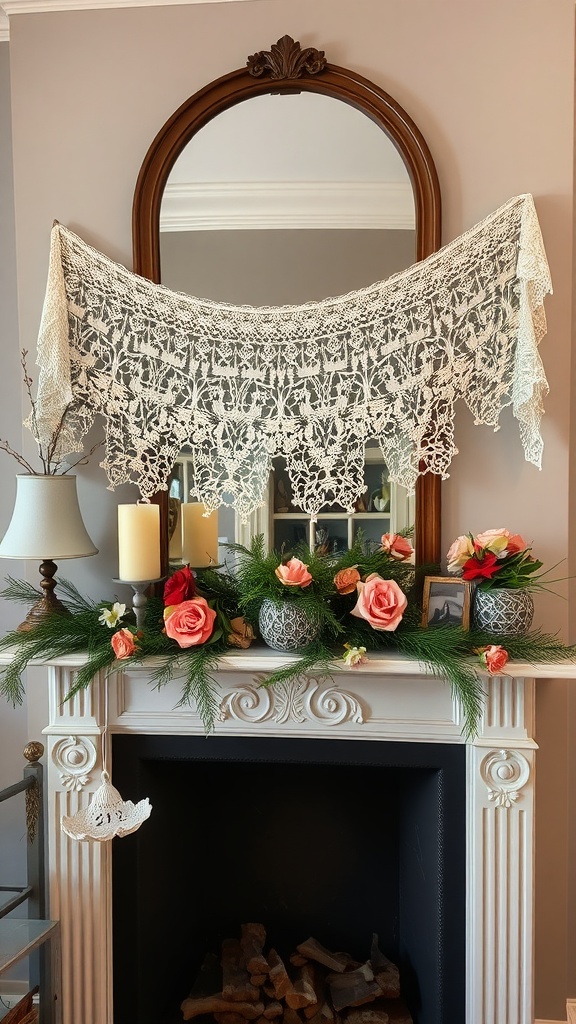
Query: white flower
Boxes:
[
  {"xmin": 99, "ymin": 602, "xmax": 126, "ymax": 628},
  {"xmin": 342, "ymin": 644, "xmax": 368, "ymax": 668}
]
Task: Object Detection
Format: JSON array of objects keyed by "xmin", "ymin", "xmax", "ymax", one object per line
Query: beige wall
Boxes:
[{"xmin": 2, "ymin": 0, "xmax": 575, "ymax": 1016}]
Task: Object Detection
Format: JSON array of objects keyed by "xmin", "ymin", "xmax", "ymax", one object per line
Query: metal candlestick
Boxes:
[{"xmin": 112, "ymin": 578, "xmax": 164, "ymax": 630}]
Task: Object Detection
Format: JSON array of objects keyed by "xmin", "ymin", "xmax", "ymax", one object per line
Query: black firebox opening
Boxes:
[{"xmin": 112, "ymin": 735, "xmax": 465, "ymax": 1024}]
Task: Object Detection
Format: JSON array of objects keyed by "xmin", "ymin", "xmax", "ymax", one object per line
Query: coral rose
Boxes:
[
  {"xmin": 446, "ymin": 534, "xmax": 474, "ymax": 573},
  {"xmin": 334, "ymin": 566, "xmax": 361, "ymax": 594},
  {"xmin": 111, "ymin": 627, "xmax": 137, "ymax": 659},
  {"xmin": 164, "ymin": 565, "xmax": 196, "ymax": 606},
  {"xmin": 381, "ymin": 533, "xmax": 414, "ymax": 561},
  {"xmin": 163, "ymin": 597, "xmax": 216, "ymax": 648},
  {"xmin": 350, "ymin": 573, "xmax": 407, "ymax": 631},
  {"xmin": 478, "ymin": 644, "xmax": 509, "ymax": 674},
  {"xmin": 275, "ymin": 557, "xmax": 313, "ymax": 588}
]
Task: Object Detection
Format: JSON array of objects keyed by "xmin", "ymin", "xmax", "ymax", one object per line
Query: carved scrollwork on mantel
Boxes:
[
  {"xmin": 480, "ymin": 748, "xmax": 531, "ymax": 808},
  {"xmin": 247, "ymin": 35, "xmax": 327, "ymax": 81},
  {"xmin": 220, "ymin": 676, "xmax": 364, "ymax": 726},
  {"xmin": 52, "ymin": 735, "xmax": 97, "ymax": 791}
]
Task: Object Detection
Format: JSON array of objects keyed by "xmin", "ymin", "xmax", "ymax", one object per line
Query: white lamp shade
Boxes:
[{"xmin": 0, "ymin": 474, "xmax": 98, "ymax": 560}]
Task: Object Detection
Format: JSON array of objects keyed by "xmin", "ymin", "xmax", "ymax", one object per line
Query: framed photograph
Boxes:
[{"xmin": 422, "ymin": 576, "xmax": 472, "ymax": 629}]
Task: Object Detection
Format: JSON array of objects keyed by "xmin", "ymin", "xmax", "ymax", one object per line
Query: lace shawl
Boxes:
[{"xmin": 32, "ymin": 193, "xmax": 551, "ymax": 519}]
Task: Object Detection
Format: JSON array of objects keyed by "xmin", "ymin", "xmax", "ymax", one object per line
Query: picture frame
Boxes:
[{"xmin": 422, "ymin": 576, "xmax": 472, "ymax": 629}]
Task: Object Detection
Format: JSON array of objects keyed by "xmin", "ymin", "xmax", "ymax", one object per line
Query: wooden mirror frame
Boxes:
[{"xmin": 132, "ymin": 36, "xmax": 442, "ymax": 572}]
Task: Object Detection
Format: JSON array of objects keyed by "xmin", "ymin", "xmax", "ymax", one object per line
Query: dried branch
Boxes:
[
  {"xmin": 0, "ymin": 439, "xmax": 36, "ymax": 474},
  {"xmin": 65, "ymin": 439, "xmax": 105, "ymax": 471}
]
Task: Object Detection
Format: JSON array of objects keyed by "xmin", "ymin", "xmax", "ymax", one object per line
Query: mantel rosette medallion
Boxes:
[
  {"xmin": 480, "ymin": 748, "xmax": 531, "ymax": 808},
  {"xmin": 52, "ymin": 735, "xmax": 97, "ymax": 791},
  {"xmin": 220, "ymin": 676, "xmax": 364, "ymax": 726}
]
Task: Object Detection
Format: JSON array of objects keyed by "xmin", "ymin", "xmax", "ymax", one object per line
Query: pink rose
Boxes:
[
  {"xmin": 350, "ymin": 573, "xmax": 407, "ymax": 631},
  {"xmin": 164, "ymin": 565, "xmax": 196, "ymax": 606},
  {"xmin": 163, "ymin": 597, "xmax": 216, "ymax": 648},
  {"xmin": 478, "ymin": 644, "xmax": 509, "ymax": 674},
  {"xmin": 275, "ymin": 557, "xmax": 313, "ymax": 588},
  {"xmin": 111, "ymin": 627, "xmax": 137, "ymax": 659},
  {"xmin": 381, "ymin": 533, "xmax": 414, "ymax": 561},
  {"xmin": 446, "ymin": 535, "xmax": 474, "ymax": 573}
]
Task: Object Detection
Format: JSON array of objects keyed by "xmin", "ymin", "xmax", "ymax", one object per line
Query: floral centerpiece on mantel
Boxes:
[{"xmin": 0, "ymin": 532, "xmax": 575, "ymax": 739}]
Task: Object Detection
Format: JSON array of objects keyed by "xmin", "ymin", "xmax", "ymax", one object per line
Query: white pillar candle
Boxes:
[
  {"xmin": 117, "ymin": 503, "xmax": 161, "ymax": 581},
  {"xmin": 181, "ymin": 502, "xmax": 219, "ymax": 568}
]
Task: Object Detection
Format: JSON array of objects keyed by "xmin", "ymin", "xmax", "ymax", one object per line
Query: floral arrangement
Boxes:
[
  {"xmin": 446, "ymin": 528, "xmax": 552, "ymax": 591},
  {"xmin": 1, "ymin": 531, "xmax": 575, "ymax": 739}
]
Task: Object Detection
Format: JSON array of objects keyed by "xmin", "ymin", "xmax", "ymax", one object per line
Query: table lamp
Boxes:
[{"xmin": 0, "ymin": 474, "xmax": 98, "ymax": 630}]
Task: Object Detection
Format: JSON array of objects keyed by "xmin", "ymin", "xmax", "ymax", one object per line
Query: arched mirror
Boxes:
[{"xmin": 133, "ymin": 36, "xmax": 442, "ymax": 571}]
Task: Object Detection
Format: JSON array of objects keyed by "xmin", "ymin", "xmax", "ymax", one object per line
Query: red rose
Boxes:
[
  {"xmin": 164, "ymin": 565, "xmax": 196, "ymax": 606},
  {"xmin": 163, "ymin": 597, "xmax": 216, "ymax": 648},
  {"xmin": 462, "ymin": 551, "xmax": 499, "ymax": 581}
]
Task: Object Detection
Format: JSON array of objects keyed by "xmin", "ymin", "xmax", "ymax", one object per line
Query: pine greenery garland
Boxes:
[{"xmin": 1, "ymin": 532, "xmax": 576, "ymax": 739}]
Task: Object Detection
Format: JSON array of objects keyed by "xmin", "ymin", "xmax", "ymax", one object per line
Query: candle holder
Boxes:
[{"xmin": 113, "ymin": 578, "xmax": 164, "ymax": 630}]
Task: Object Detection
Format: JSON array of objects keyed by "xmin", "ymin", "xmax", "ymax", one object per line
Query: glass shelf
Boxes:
[{"xmin": 0, "ymin": 918, "xmax": 59, "ymax": 974}]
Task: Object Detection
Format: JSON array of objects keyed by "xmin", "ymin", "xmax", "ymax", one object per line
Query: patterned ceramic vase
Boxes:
[
  {"xmin": 472, "ymin": 587, "xmax": 534, "ymax": 636},
  {"xmin": 258, "ymin": 599, "xmax": 321, "ymax": 652}
]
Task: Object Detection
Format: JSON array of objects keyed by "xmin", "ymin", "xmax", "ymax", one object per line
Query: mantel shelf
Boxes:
[{"xmin": 2, "ymin": 643, "xmax": 576, "ymax": 679}]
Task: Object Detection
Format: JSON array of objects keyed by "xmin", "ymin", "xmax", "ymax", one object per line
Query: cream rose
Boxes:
[
  {"xmin": 163, "ymin": 597, "xmax": 216, "ymax": 648},
  {"xmin": 275, "ymin": 557, "xmax": 313, "ymax": 588},
  {"xmin": 475, "ymin": 528, "xmax": 511, "ymax": 556},
  {"xmin": 350, "ymin": 573, "xmax": 407, "ymax": 631},
  {"xmin": 446, "ymin": 534, "xmax": 474, "ymax": 573}
]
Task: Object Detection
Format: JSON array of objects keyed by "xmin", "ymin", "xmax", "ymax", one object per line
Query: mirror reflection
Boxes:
[{"xmin": 160, "ymin": 92, "xmax": 417, "ymax": 561}]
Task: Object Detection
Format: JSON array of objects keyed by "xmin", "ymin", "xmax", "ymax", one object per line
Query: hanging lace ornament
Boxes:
[
  {"xmin": 61, "ymin": 771, "xmax": 152, "ymax": 841},
  {"xmin": 61, "ymin": 678, "xmax": 152, "ymax": 842},
  {"xmin": 30, "ymin": 194, "xmax": 552, "ymax": 520}
]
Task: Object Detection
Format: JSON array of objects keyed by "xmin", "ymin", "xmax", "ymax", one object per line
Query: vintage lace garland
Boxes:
[{"xmin": 32, "ymin": 193, "xmax": 551, "ymax": 519}]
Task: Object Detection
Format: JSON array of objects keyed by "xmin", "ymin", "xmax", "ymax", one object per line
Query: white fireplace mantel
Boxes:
[{"xmin": 12, "ymin": 649, "xmax": 576, "ymax": 1024}]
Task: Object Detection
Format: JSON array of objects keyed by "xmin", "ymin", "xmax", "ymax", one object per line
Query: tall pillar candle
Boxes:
[
  {"xmin": 181, "ymin": 502, "xmax": 219, "ymax": 567},
  {"xmin": 117, "ymin": 503, "xmax": 161, "ymax": 581}
]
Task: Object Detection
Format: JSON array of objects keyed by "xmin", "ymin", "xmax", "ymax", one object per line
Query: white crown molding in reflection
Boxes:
[
  {"xmin": 160, "ymin": 181, "xmax": 415, "ymax": 232},
  {"xmin": 0, "ymin": 0, "xmax": 262, "ymax": 40}
]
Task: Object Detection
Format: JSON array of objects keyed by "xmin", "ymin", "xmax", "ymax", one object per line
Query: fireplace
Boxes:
[
  {"xmin": 111, "ymin": 735, "xmax": 466, "ymax": 1024},
  {"xmin": 31, "ymin": 649, "xmax": 546, "ymax": 1023}
]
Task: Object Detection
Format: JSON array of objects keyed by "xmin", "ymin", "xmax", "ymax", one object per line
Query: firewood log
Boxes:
[
  {"xmin": 326, "ymin": 965, "xmax": 381, "ymax": 1012},
  {"xmin": 344, "ymin": 1009, "xmax": 390, "ymax": 1024},
  {"xmin": 290, "ymin": 954, "xmax": 308, "ymax": 968},
  {"xmin": 267, "ymin": 948, "xmax": 295, "ymax": 1000},
  {"xmin": 284, "ymin": 1007, "xmax": 304, "ymax": 1024},
  {"xmin": 285, "ymin": 965, "xmax": 317, "ymax": 1009},
  {"xmin": 368, "ymin": 938, "xmax": 400, "ymax": 1000},
  {"xmin": 222, "ymin": 938, "xmax": 261, "ymax": 1002},
  {"xmin": 296, "ymin": 938, "xmax": 349, "ymax": 973},
  {"xmin": 215, "ymin": 1013, "xmax": 255, "ymax": 1024},
  {"xmin": 302, "ymin": 963, "xmax": 328, "ymax": 1019},
  {"xmin": 241, "ymin": 923, "xmax": 269, "ymax": 976},
  {"xmin": 262, "ymin": 1002, "xmax": 284, "ymax": 1020},
  {"xmin": 181, "ymin": 996, "xmax": 264, "ymax": 1021},
  {"xmin": 251, "ymin": 974, "xmax": 268, "ymax": 987}
]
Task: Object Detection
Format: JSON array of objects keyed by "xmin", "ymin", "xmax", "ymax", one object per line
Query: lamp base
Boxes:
[{"xmin": 17, "ymin": 559, "xmax": 71, "ymax": 632}]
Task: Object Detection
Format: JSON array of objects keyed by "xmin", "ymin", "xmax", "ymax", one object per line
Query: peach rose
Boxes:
[
  {"xmin": 446, "ymin": 534, "xmax": 474, "ymax": 573},
  {"xmin": 111, "ymin": 627, "xmax": 137, "ymax": 659},
  {"xmin": 163, "ymin": 597, "xmax": 217, "ymax": 648},
  {"xmin": 334, "ymin": 566, "xmax": 361, "ymax": 594},
  {"xmin": 381, "ymin": 533, "xmax": 414, "ymax": 561},
  {"xmin": 507, "ymin": 533, "xmax": 528, "ymax": 555},
  {"xmin": 350, "ymin": 573, "xmax": 407, "ymax": 631},
  {"xmin": 478, "ymin": 644, "xmax": 509, "ymax": 674},
  {"xmin": 275, "ymin": 557, "xmax": 313, "ymax": 588}
]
